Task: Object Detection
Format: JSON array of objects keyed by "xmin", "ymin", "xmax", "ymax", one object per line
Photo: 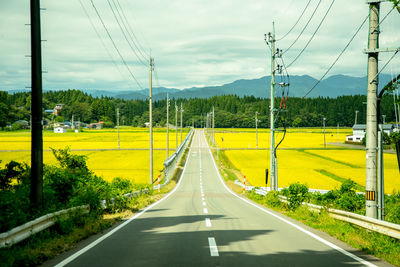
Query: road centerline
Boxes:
[{"xmin": 208, "ymin": 237, "xmax": 219, "ymax": 257}]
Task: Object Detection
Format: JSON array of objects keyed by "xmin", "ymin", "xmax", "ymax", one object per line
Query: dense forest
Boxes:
[{"xmin": 0, "ymin": 89, "xmax": 398, "ymax": 129}]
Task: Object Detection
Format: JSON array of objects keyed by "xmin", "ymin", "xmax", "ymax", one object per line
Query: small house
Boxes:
[
  {"xmin": 54, "ymin": 127, "xmax": 67, "ymax": 133},
  {"xmin": 346, "ymin": 124, "xmax": 396, "ymax": 143}
]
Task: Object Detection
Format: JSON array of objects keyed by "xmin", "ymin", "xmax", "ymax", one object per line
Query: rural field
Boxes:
[
  {"xmin": 213, "ymin": 128, "xmax": 400, "ymax": 193},
  {"xmin": 0, "ymin": 127, "xmax": 188, "ymax": 183}
]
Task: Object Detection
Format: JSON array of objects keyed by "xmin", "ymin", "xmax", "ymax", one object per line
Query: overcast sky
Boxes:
[{"xmin": 0, "ymin": 0, "xmax": 399, "ymax": 91}]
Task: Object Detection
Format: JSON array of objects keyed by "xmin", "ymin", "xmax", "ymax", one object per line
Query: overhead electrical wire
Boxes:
[
  {"xmin": 78, "ymin": 0, "xmax": 137, "ymax": 89},
  {"xmin": 302, "ymin": 15, "xmax": 368, "ymax": 98},
  {"xmin": 286, "ymin": 0, "xmax": 336, "ymax": 68},
  {"xmin": 106, "ymin": 0, "xmax": 148, "ymax": 66},
  {"xmin": 302, "ymin": 6, "xmax": 396, "ymax": 98},
  {"xmin": 282, "ymin": 0, "xmax": 322, "ymax": 55},
  {"xmin": 113, "ymin": 0, "xmax": 150, "ymax": 59},
  {"xmin": 277, "ymin": 0, "xmax": 312, "ymax": 41},
  {"xmin": 89, "ymin": 0, "xmax": 144, "ymax": 89}
]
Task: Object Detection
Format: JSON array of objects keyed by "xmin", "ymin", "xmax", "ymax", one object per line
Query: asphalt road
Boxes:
[{"xmin": 50, "ymin": 130, "xmax": 389, "ymax": 267}]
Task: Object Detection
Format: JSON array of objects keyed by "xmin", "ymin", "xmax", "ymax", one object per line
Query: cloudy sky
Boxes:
[{"xmin": 0, "ymin": 0, "xmax": 399, "ymax": 92}]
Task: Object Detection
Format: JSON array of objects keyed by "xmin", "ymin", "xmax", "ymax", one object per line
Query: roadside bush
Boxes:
[
  {"xmin": 335, "ymin": 179, "xmax": 364, "ymax": 212},
  {"xmin": 385, "ymin": 192, "xmax": 400, "ymax": 224},
  {"xmin": 265, "ymin": 190, "xmax": 282, "ymax": 208},
  {"xmin": 286, "ymin": 182, "xmax": 309, "ymax": 210},
  {"xmin": 0, "ymin": 148, "xmax": 140, "ymax": 232}
]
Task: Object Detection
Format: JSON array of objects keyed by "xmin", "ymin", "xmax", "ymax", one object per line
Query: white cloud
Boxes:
[{"xmin": 0, "ymin": 0, "xmax": 399, "ymax": 91}]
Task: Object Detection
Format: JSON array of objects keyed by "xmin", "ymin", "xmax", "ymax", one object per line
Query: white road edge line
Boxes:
[
  {"xmin": 203, "ymin": 208, "xmax": 208, "ymax": 214},
  {"xmin": 208, "ymin": 237, "xmax": 219, "ymax": 256},
  {"xmin": 54, "ymin": 133, "xmax": 195, "ymax": 267},
  {"xmin": 202, "ymin": 201, "xmax": 206, "ymax": 206},
  {"xmin": 205, "ymin": 132, "xmax": 377, "ymax": 267},
  {"xmin": 205, "ymin": 218, "xmax": 212, "ymax": 227}
]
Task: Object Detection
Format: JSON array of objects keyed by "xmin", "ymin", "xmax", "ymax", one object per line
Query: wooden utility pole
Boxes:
[
  {"xmin": 323, "ymin": 117, "xmax": 326, "ymax": 149},
  {"xmin": 212, "ymin": 106, "xmax": 215, "ymax": 146},
  {"xmin": 117, "ymin": 108, "xmax": 120, "ymax": 149},
  {"xmin": 255, "ymin": 111, "xmax": 259, "ymax": 148},
  {"xmin": 166, "ymin": 94, "xmax": 169, "ymax": 158},
  {"xmin": 175, "ymin": 103, "xmax": 178, "ymax": 150},
  {"xmin": 30, "ymin": 0, "xmax": 43, "ymax": 208},
  {"xmin": 149, "ymin": 57, "xmax": 154, "ymax": 184},
  {"xmin": 180, "ymin": 103, "xmax": 183, "ymax": 143}
]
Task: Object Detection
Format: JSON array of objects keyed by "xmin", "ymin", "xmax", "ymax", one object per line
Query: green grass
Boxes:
[
  {"xmin": 314, "ymin": 169, "xmax": 365, "ymax": 192},
  {"xmin": 298, "ymin": 149, "xmax": 361, "ymax": 168}
]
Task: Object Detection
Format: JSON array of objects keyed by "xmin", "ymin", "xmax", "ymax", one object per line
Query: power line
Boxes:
[
  {"xmin": 106, "ymin": 0, "xmax": 148, "ymax": 66},
  {"xmin": 302, "ymin": 5, "xmax": 396, "ymax": 98},
  {"xmin": 113, "ymin": 0, "xmax": 150, "ymax": 59},
  {"xmin": 78, "ymin": 0, "xmax": 136, "ymax": 89},
  {"xmin": 283, "ymin": 0, "xmax": 322, "ymax": 55},
  {"xmin": 286, "ymin": 0, "xmax": 336, "ymax": 68},
  {"xmin": 277, "ymin": 0, "xmax": 312, "ymax": 41},
  {"xmin": 302, "ymin": 14, "xmax": 368, "ymax": 98},
  {"xmin": 89, "ymin": 0, "xmax": 144, "ymax": 89}
]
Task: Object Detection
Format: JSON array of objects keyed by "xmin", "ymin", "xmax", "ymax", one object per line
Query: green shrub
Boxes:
[
  {"xmin": 265, "ymin": 190, "xmax": 282, "ymax": 208},
  {"xmin": 287, "ymin": 182, "xmax": 309, "ymax": 210}
]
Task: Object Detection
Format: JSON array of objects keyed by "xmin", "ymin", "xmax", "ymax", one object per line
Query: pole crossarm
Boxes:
[{"xmin": 363, "ymin": 47, "xmax": 400, "ymax": 53}]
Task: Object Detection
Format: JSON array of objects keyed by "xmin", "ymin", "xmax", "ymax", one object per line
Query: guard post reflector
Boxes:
[{"xmin": 366, "ymin": 190, "xmax": 375, "ymax": 201}]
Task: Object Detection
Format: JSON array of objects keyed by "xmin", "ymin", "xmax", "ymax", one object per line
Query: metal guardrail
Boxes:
[
  {"xmin": 250, "ymin": 188, "xmax": 400, "ymax": 240},
  {"xmin": 0, "ymin": 205, "xmax": 89, "ymax": 248},
  {"xmin": 162, "ymin": 130, "xmax": 193, "ymax": 185}
]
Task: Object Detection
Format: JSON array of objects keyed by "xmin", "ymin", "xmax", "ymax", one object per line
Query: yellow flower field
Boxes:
[
  {"xmin": 0, "ymin": 127, "xmax": 188, "ymax": 184},
  {"xmin": 215, "ymin": 128, "xmax": 352, "ymax": 149},
  {"xmin": 215, "ymin": 128, "xmax": 399, "ymax": 193}
]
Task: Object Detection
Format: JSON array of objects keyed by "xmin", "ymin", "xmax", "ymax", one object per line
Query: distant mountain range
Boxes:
[{"xmin": 5, "ymin": 74, "xmax": 394, "ymax": 100}]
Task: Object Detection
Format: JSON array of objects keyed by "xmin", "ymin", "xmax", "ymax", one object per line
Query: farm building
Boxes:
[
  {"xmin": 54, "ymin": 127, "xmax": 67, "ymax": 133},
  {"xmin": 346, "ymin": 124, "xmax": 396, "ymax": 142}
]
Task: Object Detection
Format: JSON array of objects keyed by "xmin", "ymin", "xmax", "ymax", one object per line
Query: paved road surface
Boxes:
[{"xmin": 50, "ymin": 130, "xmax": 389, "ymax": 267}]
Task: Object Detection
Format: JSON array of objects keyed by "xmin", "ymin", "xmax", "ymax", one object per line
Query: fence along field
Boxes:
[
  {"xmin": 0, "ymin": 127, "xmax": 188, "ymax": 183},
  {"xmin": 215, "ymin": 128, "xmax": 399, "ymax": 193}
]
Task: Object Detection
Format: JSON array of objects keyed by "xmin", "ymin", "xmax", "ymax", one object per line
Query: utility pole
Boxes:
[
  {"xmin": 149, "ymin": 57, "xmax": 154, "ymax": 184},
  {"xmin": 71, "ymin": 115, "xmax": 75, "ymax": 130},
  {"xmin": 365, "ymin": 1, "xmax": 380, "ymax": 219},
  {"xmin": 166, "ymin": 94, "xmax": 169, "ymax": 158},
  {"xmin": 175, "ymin": 103, "xmax": 178, "ymax": 150},
  {"xmin": 323, "ymin": 117, "xmax": 326, "ymax": 149},
  {"xmin": 363, "ymin": 1, "xmax": 400, "ymax": 218},
  {"xmin": 117, "ymin": 108, "xmax": 120, "ymax": 149},
  {"xmin": 355, "ymin": 110, "xmax": 359, "ymax": 125},
  {"xmin": 267, "ymin": 22, "xmax": 277, "ymax": 191},
  {"xmin": 212, "ymin": 106, "xmax": 215, "ymax": 147},
  {"xmin": 30, "ymin": 0, "xmax": 43, "ymax": 208},
  {"xmin": 255, "ymin": 111, "xmax": 259, "ymax": 148},
  {"xmin": 382, "ymin": 115, "xmax": 386, "ymax": 124},
  {"xmin": 180, "ymin": 102, "xmax": 183, "ymax": 144}
]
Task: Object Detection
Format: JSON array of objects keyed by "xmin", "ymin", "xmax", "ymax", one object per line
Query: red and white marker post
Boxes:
[
  {"xmin": 243, "ymin": 176, "xmax": 246, "ymax": 194},
  {"xmin": 157, "ymin": 175, "xmax": 161, "ymax": 192},
  {"xmin": 220, "ymin": 160, "xmax": 223, "ymax": 171}
]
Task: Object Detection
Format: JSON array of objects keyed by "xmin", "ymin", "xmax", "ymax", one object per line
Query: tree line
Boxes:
[{"xmin": 0, "ymin": 89, "xmax": 398, "ymax": 129}]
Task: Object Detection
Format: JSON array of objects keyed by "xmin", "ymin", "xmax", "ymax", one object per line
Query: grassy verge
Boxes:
[
  {"xmin": 298, "ymin": 149, "xmax": 360, "ymax": 168},
  {"xmin": 246, "ymin": 191, "xmax": 400, "ymax": 266},
  {"xmin": 314, "ymin": 169, "xmax": 365, "ymax": 192}
]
